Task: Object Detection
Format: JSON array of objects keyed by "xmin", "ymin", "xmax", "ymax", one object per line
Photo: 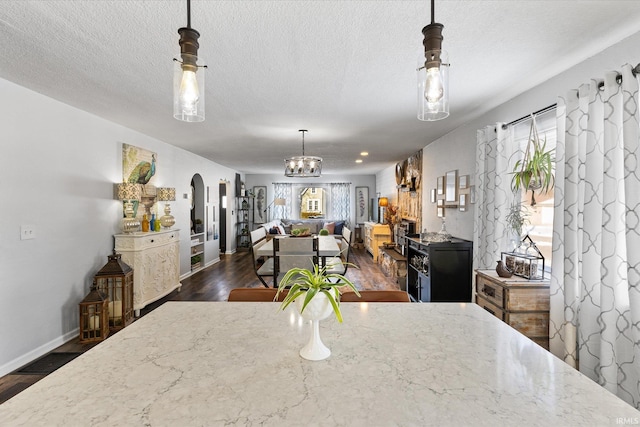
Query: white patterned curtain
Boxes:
[
  {"xmin": 273, "ymin": 183, "xmax": 291, "ymax": 220},
  {"xmin": 550, "ymin": 64, "xmax": 640, "ymax": 408},
  {"xmin": 473, "ymin": 124, "xmax": 519, "ymax": 270},
  {"xmin": 330, "ymin": 183, "xmax": 350, "ymax": 225}
]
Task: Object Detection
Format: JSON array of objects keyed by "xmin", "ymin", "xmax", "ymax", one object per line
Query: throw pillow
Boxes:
[
  {"xmin": 334, "ymin": 221, "xmax": 345, "ymax": 235},
  {"xmin": 269, "ymin": 226, "xmax": 280, "ymax": 235},
  {"xmin": 323, "ymin": 222, "xmax": 335, "ymax": 234}
]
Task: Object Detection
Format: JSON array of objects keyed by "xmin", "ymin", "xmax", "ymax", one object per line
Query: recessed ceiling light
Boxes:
[
  {"xmin": 360, "ymin": 151, "xmax": 369, "ymax": 156},
  {"xmin": 355, "ymin": 159, "xmax": 363, "ymax": 163}
]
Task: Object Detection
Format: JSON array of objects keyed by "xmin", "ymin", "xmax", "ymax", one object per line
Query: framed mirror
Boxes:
[
  {"xmin": 459, "ymin": 194, "xmax": 467, "ymax": 212},
  {"xmin": 445, "ymin": 170, "xmax": 458, "ymax": 203}
]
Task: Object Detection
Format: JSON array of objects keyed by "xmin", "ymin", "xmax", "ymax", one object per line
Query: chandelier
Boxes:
[
  {"xmin": 284, "ymin": 130, "xmax": 322, "ymax": 178},
  {"xmin": 417, "ymin": 0, "xmax": 449, "ymax": 121},
  {"xmin": 173, "ymin": 0, "xmax": 207, "ymax": 122}
]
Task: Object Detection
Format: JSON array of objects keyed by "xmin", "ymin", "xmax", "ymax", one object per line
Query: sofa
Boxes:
[
  {"xmin": 280, "ymin": 219, "xmax": 347, "ymax": 237},
  {"xmin": 256, "ymin": 219, "xmax": 347, "ymax": 237}
]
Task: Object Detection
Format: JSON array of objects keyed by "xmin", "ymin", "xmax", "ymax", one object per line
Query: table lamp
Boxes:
[
  {"xmin": 158, "ymin": 187, "xmax": 177, "ymax": 228},
  {"xmin": 265, "ymin": 197, "xmax": 286, "ymax": 222},
  {"xmin": 378, "ymin": 197, "xmax": 389, "ymax": 223},
  {"xmin": 117, "ymin": 183, "xmax": 141, "ymax": 233}
]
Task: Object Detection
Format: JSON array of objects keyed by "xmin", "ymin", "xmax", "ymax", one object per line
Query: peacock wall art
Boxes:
[{"xmin": 122, "ymin": 144, "xmax": 157, "ymax": 218}]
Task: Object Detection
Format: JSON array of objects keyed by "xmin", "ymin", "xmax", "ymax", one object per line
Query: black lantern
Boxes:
[
  {"xmin": 94, "ymin": 251, "xmax": 134, "ymax": 330},
  {"xmin": 79, "ymin": 284, "xmax": 110, "ymax": 343}
]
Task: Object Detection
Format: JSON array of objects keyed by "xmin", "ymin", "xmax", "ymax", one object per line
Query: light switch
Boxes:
[{"xmin": 20, "ymin": 225, "xmax": 36, "ymax": 240}]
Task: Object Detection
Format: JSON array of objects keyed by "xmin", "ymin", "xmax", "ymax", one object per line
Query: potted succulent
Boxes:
[
  {"xmin": 276, "ymin": 262, "xmax": 359, "ymax": 360},
  {"xmin": 511, "ymin": 119, "xmax": 555, "ymax": 206}
]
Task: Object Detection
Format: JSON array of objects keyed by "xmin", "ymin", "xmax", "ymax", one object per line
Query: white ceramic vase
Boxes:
[{"xmin": 296, "ymin": 291, "xmax": 334, "ymax": 361}]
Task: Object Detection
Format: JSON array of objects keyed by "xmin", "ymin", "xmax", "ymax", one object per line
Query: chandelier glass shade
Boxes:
[{"xmin": 284, "ymin": 130, "xmax": 322, "ymax": 178}]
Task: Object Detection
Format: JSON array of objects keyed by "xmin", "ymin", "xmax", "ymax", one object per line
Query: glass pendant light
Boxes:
[
  {"xmin": 417, "ymin": 0, "xmax": 449, "ymax": 121},
  {"xmin": 173, "ymin": 0, "xmax": 207, "ymax": 122}
]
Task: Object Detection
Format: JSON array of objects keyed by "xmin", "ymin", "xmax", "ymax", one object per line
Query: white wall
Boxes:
[
  {"xmin": 245, "ymin": 174, "xmax": 376, "ymax": 226},
  {"xmin": 0, "ymin": 78, "xmax": 240, "ymax": 376},
  {"xmin": 378, "ymin": 30, "xmax": 640, "ymax": 242}
]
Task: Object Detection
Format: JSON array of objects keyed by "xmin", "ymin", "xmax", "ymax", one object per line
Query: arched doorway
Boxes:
[{"xmin": 190, "ymin": 174, "xmax": 205, "ymax": 272}]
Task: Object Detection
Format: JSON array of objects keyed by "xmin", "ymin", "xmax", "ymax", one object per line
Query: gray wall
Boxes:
[{"xmin": 0, "ymin": 78, "xmax": 240, "ymax": 376}]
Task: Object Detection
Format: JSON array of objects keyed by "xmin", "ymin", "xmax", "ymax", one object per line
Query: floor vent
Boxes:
[{"xmin": 15, "ymin": 352, "xmax": 81, "ymax": 375}]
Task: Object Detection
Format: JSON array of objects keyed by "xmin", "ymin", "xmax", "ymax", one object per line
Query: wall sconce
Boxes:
[
  {"xmin": 117, "ymin": 183, "xmax": 141, "ymax": 233},
  {"xmin": 158, "ymin": 187, "xmax": 176, "ymax": 228}
]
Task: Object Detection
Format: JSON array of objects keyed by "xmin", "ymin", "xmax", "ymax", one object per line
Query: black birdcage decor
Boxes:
[
  {"xmin": 93, "ymin": 251, "xmax": 134, "ymax": 330},
  {"xmin": 79, "ymin": 284, "xmax": 110, "ymax": 343},
  {"xmin": 501, "ymin": 234, "xmax": 545, "ymax": 280}
]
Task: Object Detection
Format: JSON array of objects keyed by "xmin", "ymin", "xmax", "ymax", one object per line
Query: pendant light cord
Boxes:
[
  {"xmin": 187, "ymin": 0, "xmax": 191, "ymax": 28},
  {"xmin": 431, "ymin": 0, "xmax": 435, "ymax": 24},
  {"xmin": 300, "ymin": 130, "xmax": 307, "ymax": 156}
]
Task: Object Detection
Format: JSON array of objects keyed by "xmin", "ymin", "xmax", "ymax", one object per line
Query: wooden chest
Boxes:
[{"xmin": 475, "ymin": 270, "xmax": 550, "ymax": 349}]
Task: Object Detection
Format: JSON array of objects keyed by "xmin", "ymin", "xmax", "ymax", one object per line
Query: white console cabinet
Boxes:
[{"xmin": 114, "ymin": 229, "xmax": 181, "ymax": 316}]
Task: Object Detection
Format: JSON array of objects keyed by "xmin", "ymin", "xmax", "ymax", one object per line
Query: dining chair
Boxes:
[
  {"xmin": 340, "ymin": 290, "xmax": 410, "ymax": 302},
  {"xmin": 325, "ymin": 226, "xmax": 352, "ymax": 277},
  {"xmin": 250, "ymin": 228, "xmax": 274, "ymax": 287},
  {"xmin": 273, "ymin": 237, "xmax": 319, "ymax": 287},
  {"xmin": 227, "ymin": 287, "xmax": 288, "ymax": 302}
]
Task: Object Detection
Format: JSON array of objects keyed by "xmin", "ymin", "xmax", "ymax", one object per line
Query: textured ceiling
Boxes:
[{"xmin": 1, "ymin": 1, "xmax": 640, "ymax": 175}]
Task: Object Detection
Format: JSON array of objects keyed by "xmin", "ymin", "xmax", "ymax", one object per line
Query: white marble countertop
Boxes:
[{"xmin": 1, "ymin": 302, "xmax": 638, "ymax": 426}]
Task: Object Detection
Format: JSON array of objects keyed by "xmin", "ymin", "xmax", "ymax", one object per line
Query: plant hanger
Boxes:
[{"xmin": 511, "ymin": 113, "xmax": 555, "ymax": 206}]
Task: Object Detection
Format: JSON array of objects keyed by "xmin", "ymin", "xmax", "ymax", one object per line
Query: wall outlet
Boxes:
[{"xmin": 20, "ymin": 225, "xmax": 36, "ymax": 240}]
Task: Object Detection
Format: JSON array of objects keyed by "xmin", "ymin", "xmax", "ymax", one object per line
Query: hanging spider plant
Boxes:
[{"xmin": 510, "ymin": 117, "xmax": 555, "ymax": 205}]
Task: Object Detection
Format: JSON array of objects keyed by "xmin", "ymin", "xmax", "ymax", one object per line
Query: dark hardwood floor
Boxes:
[{"xmin": 0, "ymin": 246, "xmax": 399, "ymax": 404}]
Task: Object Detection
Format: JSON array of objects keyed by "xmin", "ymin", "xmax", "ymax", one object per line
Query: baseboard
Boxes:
[{"xmin": 0, "ymin": 329, "xmax": 79, "ymax": 377}]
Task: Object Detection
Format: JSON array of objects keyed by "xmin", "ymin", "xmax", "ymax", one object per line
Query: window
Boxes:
[
  {"xmin": 512, "ymin": 111, "xmax": 556, "ymax": 267},
  {"xmin": 307, "ymin": 199, "xmax": 320, "ymax": 211}
]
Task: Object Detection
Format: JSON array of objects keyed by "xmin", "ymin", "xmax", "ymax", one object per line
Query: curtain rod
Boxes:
[
  {"xmin": 502, "ymin": 62, "xmax": 640, "ymax": 130},
  {"xmin": 502, "ymin": 103, "xmax": 557, "ymax": 129}
]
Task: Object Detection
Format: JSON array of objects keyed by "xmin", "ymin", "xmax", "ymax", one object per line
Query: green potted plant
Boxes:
[
  {"xmin": 276, "ymin": 262, "xmax": 359, "ymax": 323},
  {"xmin": 276, "ymin": 262, "xmax": 359, "ymax": 360},
  {"xmin": 511, "ymin": 120, "xmax": 555, "ymax": 206},
  {"xmin": 505, "ymin": 201, "xmax": 529, "ymax": 241}
]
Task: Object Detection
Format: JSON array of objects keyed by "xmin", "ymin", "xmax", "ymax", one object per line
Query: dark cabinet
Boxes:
[{"xmin": 406, "ymin": 236, "xmax": 473, "ymax": 302}]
